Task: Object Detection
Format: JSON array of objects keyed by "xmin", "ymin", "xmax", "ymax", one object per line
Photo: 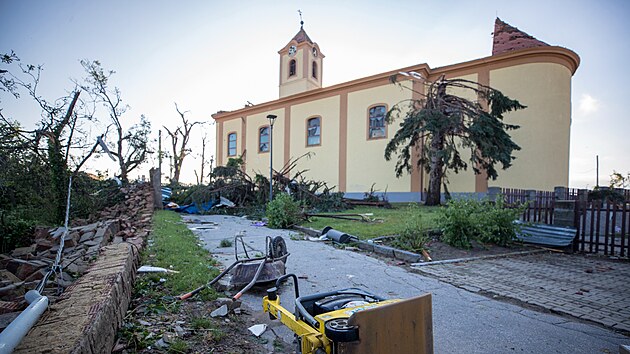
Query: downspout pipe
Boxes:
[{"xmin": 0, "ymin": 290, "xmax": 49, "ymax": 354}]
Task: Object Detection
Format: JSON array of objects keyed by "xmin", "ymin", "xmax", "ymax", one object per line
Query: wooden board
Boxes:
[{"xmin": 340, "ymin": 293, "xmax": 433, "ymax": 354}]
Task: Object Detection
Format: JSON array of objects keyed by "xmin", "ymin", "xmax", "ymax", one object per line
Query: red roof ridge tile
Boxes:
[{"xmin": 492, "ymin": 18, "xmax": 549, "ymax": 55}]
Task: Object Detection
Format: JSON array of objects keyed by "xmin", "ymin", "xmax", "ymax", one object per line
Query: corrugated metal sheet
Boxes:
[{"xmin": 516, "ymin": 222, "xmax": 576, "ymax": 247}]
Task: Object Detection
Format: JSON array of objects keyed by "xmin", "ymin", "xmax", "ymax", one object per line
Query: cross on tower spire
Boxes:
[{"xmin": 298, "ymin": 9, "xmax": 304, "ymax": 28}]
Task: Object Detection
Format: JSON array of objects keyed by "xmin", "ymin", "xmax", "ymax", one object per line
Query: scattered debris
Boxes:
[
  {"xmin": 247, "ymin": 323, "xmax": 267, "ymax": 337},
  {"xmin": 211, "ymin": 304, "xmax": 229, "ymax": 318},
  {"xmin": 171, "ymin": 153, "xmax": 348, "ymax": 214},
  {"xmin": 422, "ymin": 249, "xmax": 433, "ymax": 262},
  {"xmin": 137, "ymin": 266, "xmax": 180, "ymax": 274},
  {"xmin": 0, "ymin": 183, "xmax": 154, "ymax": 320},
  {"xmin": 342, "ymin": 198, "xmax": 391, "ymax": 208},
  {"xmin": 305, "ymin": 213, "xmax": 381, "ymax": 223}
]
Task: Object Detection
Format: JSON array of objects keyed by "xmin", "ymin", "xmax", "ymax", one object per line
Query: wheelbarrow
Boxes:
[{"xmin": 179, "ymin": 234, "xmax": 289, "ymax": 301}]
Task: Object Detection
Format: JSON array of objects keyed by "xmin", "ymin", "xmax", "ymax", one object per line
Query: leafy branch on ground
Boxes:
[
  {"xmin": 437, "ymin": 197, "xmax": 524, "ymax": 249},
  {"xmin": 266, "ymin": 193, "xmax": 302, "ymax": 229}
]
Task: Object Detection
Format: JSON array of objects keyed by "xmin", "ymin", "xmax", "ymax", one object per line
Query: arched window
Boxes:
[
  {"xmin": 368, "ymin": 105, "xmax": 387, "ymax": 139},
  {"xmin": 259, "ymin": 126, "xmax": 270, "ymax": 152},
  {"xmin": 307, "ymin": 117, "xmax": 321, "ymax": 146},
  {"xmin": 289, "ymin": 59, "xmax": 296, "ymax": 77},
  {"xmin": 227, "ymin": 132, "xmax": 237, "ymax": 156},
  {"xmin": 312, "ymin": 61, "xmax": 317, "ymax": 79}
]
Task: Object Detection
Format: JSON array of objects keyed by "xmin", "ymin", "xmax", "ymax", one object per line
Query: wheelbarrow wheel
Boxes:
[
  {"xmin": 324, "ymin": 318, "xmax": 359, "ymax": 343},
  {"xmin": 270, "ymin": 236, "xmax": 288, "ymax": 262}
]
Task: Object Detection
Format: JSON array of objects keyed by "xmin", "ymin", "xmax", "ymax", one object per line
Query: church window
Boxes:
[
  {"xmin": 259, "ymin": 126, "xmax": 269, "ymax": 152},
  {"xmin": 368, "ymin": 105, "xmax": 387, "ymax": 139},
  {"xmin": 289, "ymin": 59, "xmax": 296, "ymax": 77},
  {"xmin": 307, "ymin": 117, "xmax": 321, "ymax": 146},
  {"xmin": 227, "ymin": 132, "xmax": 237, "ymax": 156},
  {"xmin": 312, "ymin": 61, "xmax": 317, "ymax": 79}
]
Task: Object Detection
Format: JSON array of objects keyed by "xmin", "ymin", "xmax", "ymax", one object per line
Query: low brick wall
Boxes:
[
  {"xmin": 14, "ymin": 239, "xmax": 143, "ymax": 353},
  {"xmin": 11, "ymin": 183, "xmax": 154, "ymax": 353}
]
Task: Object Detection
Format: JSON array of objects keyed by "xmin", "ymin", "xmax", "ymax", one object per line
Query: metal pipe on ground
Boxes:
[
  {"xmin": 321, "ymin": 226, "xmax": 357, "ymax": 243},
  {"xmin": 0, "ymin": 290, "xmax": 49, "ymax": 354}
]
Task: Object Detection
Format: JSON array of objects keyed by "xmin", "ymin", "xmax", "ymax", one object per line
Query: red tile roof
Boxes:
[
  {"xmin": 291, "ymin": 26, "xmax": 313, "ymax": 44},
  {"xmin": 492, "ymin": 18, "xmax": 549, "ymax": 55}
]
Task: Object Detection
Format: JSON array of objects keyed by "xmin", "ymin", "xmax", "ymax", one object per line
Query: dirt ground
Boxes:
[
  {"xmin": 422, "ymin": 239, "xmax": 539, "ymax": 261},
  {"xmin": 376, "ymin": 235, "xmax": 539, "ymax": 262},
  {"xmin": 114, "ymin": 275, "xmax": 292, "ymax": 354}
]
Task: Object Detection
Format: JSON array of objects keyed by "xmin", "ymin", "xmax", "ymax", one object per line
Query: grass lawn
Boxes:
[
  {"xmin": 145, "ymin": 210, "xmax": 219, "ymax": 299},
  {"xmin": 302, "ymin": 203, "xmax": 440, "ymax": 240}
]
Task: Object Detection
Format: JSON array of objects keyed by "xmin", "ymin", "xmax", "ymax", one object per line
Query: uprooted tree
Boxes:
[
  {"xmin": 1, "ymin": 52, "xmax": 103, "ymax": 223},
  {"xmin": 163, "ymin": 103, "xmax": 203, "ymax": 184},
  {"xmin": 80, "ymin": 60, "xmax": 152, "ymax": 182},
  {"xmin": 385, "ymin": 75, "xmax": 526, "ymax": 206}
]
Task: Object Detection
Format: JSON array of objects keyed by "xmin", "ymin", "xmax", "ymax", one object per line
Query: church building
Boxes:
[{"xmin": 212, "ymin": 18, "xmax": 580, "ymax": 201}]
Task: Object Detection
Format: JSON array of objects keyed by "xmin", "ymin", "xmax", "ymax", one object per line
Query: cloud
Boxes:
[{"xmin": 577, "ymin": 94, "xmax": 600, "ymax": 116}]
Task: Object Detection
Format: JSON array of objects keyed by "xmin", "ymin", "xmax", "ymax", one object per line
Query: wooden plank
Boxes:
[{"xmin": 340, "ymin": 293, "xmax": 433, "ymax": 354}]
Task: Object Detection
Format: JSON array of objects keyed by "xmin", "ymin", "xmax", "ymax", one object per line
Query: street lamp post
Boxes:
[{"xmin": 267, "ymin": 114, "xmax": 277, "ymax": 202}]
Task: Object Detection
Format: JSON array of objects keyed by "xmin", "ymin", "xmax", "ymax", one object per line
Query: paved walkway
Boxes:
[
  {"xmin": 184, "ymin": 215, "xmax": 630, "ymax": 353},
  {"xmin": 412, "ymin": 252, "xmax": 630, "ymax": 333}
]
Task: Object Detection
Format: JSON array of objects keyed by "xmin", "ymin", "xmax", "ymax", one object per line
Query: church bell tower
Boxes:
[{"xmin": 278, "ymin": 20, "xmax": 323, "ymax": 98}]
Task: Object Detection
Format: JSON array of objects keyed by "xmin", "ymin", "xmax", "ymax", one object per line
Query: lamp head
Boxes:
[{"xmin": 267, "ymin": 114, "xmax": 278, "ymax": 127}]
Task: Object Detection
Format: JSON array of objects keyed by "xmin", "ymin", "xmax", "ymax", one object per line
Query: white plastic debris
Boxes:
[
  {"xmin": 217, "ymin": 196, "xmax": 236, "ymax": 208},
  {"xmin": 211, "ymin": 304, "xmax": 229, "ymax": 318},
  {"xmin": 248, "ymin": 324, "xmax": 267, "ymax": 337},
  {"xmin": 137, "ymin": 265, "xmax": 180, "ymax": 274}
]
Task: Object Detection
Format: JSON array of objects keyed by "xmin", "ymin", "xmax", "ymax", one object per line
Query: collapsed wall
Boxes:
[{"xmin": 0, "ymin": 183, "xmax": 154, "ymax": 353}]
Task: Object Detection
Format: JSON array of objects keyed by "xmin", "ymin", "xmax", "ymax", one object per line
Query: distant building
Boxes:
[{"xmin": 212, "ymin": 18, "xmax": 579, "ymax": 201}]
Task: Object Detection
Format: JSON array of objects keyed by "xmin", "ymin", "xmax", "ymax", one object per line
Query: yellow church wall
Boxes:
[
  {"xmin": 214, "ymin": 44, "xmax": 578, "ymax": 200},
  {"xmin": 289, "ymin": 96, "xmax": 341, "ymax": 186},
  {"xmin": 346, "ymin": 84, "xmax": 413, "ymax": 193},
  {"xmin": 488, "ymin": 62, "xmax": 572, "ymax": 190},
  {"xmin": 220, "ymin": 118, "xmax": 243, "ymax": 164},
  {"xmin": 244, "ymin": 109, "xmax": 286, "ymax": 178}
]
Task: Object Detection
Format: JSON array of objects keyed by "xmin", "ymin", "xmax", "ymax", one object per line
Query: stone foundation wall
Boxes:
[{"xmin": 10, "ymin": 183, "xmax": 154, "ymax": 353}]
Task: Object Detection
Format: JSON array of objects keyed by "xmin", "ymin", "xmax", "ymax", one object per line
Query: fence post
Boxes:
[
  {"xmin": 553, "ymin": 200, "xmax": 575, "ymax": 228},
  {"xmin": 487, "ymin": 187, "xmax": 502, "ymax": 202},
  {"xmin": 149, "ymin": 167, "xmax": 163, "ymax": 210},
  {"xmin": 554, "ymin": 186, "xmax": 567, "ymax": 200}
]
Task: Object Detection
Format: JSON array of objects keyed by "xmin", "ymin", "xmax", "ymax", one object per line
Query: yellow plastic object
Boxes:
[{"xmin": 263, "ymin": 293, "xmax": 432, "ymax": 354}]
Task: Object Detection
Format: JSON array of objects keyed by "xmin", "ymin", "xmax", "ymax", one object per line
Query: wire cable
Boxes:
[{"xmin": 36, "ymin": 175, "xmax": 73, "ymax": 294}]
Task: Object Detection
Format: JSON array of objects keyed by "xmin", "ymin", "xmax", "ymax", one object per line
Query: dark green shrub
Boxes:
[
  {"xmin": 0, "ymin": 212, "xmax": 35, "ymax": 253},
  {"xmin": 437, "ymin": 199, "xmax": 480, "ymax": 248},
  {"xmin": 437, "ymin": 197, "xmax": 523, "ymax": 249},
  {"xmin": 266, "ymin": 193, "xmax": 301, "ymax": 229},
  {"xmin": 474, "ymin": 198, "xmax": 523, "ymax": 246},
  {"xmin": 588, "ymin": 187, "xmax": 624, "ymax": 204}
]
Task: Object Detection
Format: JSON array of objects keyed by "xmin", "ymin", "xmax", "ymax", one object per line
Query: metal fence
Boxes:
[
  {"xmin": 501, "ymin": 188, "xmax": 555, "ymax": 224},
  {"xmin": 501, "ymin": 187, "xmax": 630, "ymax": 258},
  {"xmin": 575, "ymin": 201, "xmax": 629, "ymax": 257}
]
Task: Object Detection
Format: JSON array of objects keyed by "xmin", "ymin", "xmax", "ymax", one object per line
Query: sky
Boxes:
[{"xmin": 1, "ymin": 0, "xmax": 629, "ymax": 189}]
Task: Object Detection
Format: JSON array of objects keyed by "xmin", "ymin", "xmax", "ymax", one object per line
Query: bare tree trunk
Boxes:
[
  {"xmin": 425, "ymin": 132, "xmax": 444, "ymax": 206},
  {"xmin": 164, "ymin": 103, "xmax": 202, "ymax": 184},
  {"xmin": 425, "ymin": 82, "xmax": 447, "ymax": 206}
]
